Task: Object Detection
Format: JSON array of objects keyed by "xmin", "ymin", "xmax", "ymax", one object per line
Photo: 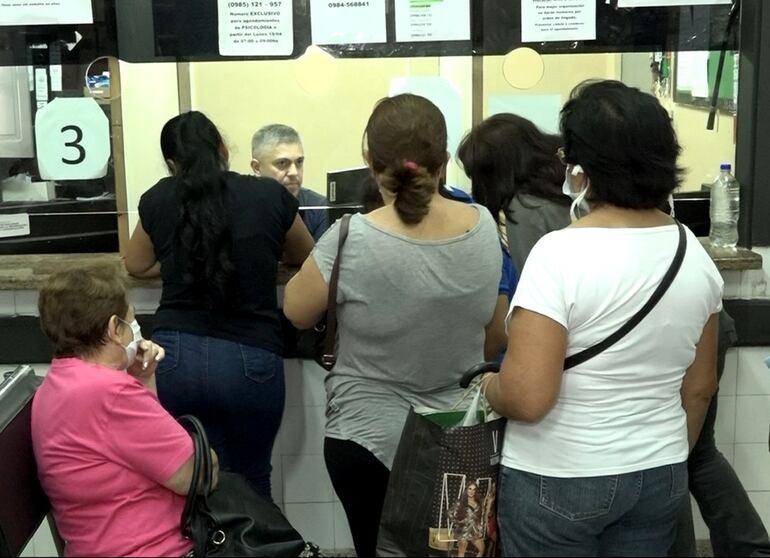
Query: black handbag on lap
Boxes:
[{"xmin": 178, "ymin": 415, "xmax": 316, "ymax": 557}]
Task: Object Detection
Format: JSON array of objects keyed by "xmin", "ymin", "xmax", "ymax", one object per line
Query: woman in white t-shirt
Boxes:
[{"xmin": 481, "ymin": 80, "xmax": 723, "ymax": 557}]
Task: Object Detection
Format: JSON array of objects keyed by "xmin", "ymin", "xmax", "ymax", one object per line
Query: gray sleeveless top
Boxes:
[{"xmin": 311, "ymin": 207, "xmax": 502, "ymax": 468}]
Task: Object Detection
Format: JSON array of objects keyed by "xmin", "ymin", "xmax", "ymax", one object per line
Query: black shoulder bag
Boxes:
[
  {"xmin": 178, "ymin": 415, "xmax": 314, "ymax": 557},
  {"xmin": 460, "ymin": 221, "xmax": 687, "ymax": 386},
  {"xmin": 282, "ymin": 214, "xmax": 351, "ymax": 371}
]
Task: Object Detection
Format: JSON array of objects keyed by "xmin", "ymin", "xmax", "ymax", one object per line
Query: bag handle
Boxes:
[
  {"xmin": 320, "ymin": 214, "xmax": 352, "ymax": 369},
  {"xmin": 179, "ymin": 415, "xmax": 213, "ymax": 538},
  {"xmin": 563, "ymin": 221, "xmax": 687, "ymax": 370}
]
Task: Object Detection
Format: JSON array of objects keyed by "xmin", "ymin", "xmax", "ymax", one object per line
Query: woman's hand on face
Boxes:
[{"xmin": 127, "ymin": 339, "xmax": 165, "ymax": 380}]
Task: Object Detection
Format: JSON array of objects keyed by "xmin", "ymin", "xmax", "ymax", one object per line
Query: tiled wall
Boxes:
[
  {"xmin": 5, "ymin": 252, "xmax": 770, "ymax": 555},
  {"xmin": 689, "ymin": 347, "xmax": 770, "ymax": 539}
]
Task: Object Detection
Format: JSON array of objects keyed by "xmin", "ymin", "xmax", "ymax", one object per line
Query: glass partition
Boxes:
[{"xmin": 0, "ymin": 0, "xmax": 743, "ymax": 254}]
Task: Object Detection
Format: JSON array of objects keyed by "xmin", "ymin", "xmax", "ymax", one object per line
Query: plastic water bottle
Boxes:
[{"xmin": 709, "ymin": 163, "xmax": 740, "ymax": 248}]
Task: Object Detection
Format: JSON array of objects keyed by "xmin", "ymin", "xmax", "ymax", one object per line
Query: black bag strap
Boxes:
[
  {"xmin": 179, "ymin": 415, "xmax": 213, "ymax": 540},
  {"xmin": 320, "ymin": 214, "xmax": 352, "ymax": 368},
  {"xmin": 563, "ymin": 221, "xmax": 687, "ymax": 371}
]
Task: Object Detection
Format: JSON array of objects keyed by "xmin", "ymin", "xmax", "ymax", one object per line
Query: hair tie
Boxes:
[{"xmin": 403, "ymin": 160, "xmax": 418, "ymax": 170}]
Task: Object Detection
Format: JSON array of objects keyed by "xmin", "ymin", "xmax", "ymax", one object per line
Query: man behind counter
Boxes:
[{"xmin": 251, "ymin": 124, "xmax": 330, "ymax": 241}]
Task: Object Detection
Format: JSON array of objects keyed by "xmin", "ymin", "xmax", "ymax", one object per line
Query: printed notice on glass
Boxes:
[
  {"xmin": 0, "ymin": 214, "xmax": 30, "ymax": 239},
  {"xmin": 218, "ymin": 0, "xmax": 293, "ymax": 56},
  {"xmin": 311, "ymin": 0, "xmax": 386, "ymax": 45},
  {"xmin": 395, "ymin": 0, "xmax": 471, "ymax": 43},
  {"xmin": 0, "ymin": 0, "xmax": 93, "ymax": 26},
  {"xmin": 617, "ymin": 1, "xmax": 729, "ymax": 7},
  {"xmin": 521, "ymin": 0, "xmax": 596, "ymax": 43}
]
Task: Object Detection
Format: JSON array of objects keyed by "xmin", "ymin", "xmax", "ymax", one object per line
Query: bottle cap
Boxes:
[{"xmin": 720, "ymin": 163, "xmax": 732, "ymax": 171}]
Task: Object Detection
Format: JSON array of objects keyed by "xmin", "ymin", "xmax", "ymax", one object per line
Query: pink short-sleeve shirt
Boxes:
[{"xmin": 31, "ymin": 357, "xmax": 193, "ymax": 557}]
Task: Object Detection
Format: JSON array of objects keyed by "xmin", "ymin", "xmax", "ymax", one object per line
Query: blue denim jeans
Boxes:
[
  {"xmin": 153, "ymin": 330, "xmax": 285, "ymax": 499},
  {"xmin": 498, "ymin": 462, "xmax": 688, "ymax": 557}
]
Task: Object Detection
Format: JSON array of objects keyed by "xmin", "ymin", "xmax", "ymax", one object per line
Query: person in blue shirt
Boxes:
[
  {"xmin": 441, "ymin": 183, "xmax": 517, "ymax": 361},
  {"xmin": 251, "ymin": 124, "xmax": 330, "ymax": 241}
]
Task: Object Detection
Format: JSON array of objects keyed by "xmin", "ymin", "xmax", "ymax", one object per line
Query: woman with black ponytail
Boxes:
[{"xmin": 126, "ymin": 111, "xmax": 313, "ymax": 499}]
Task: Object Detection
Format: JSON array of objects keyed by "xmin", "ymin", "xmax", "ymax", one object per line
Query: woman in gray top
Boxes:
[
  {"xmin": 283, "ymin": 94, "xmax": 501, "ymax": 558},
  {"xmin": 457, "ymin": 113, "xmax": 571, "ymax": 273}
]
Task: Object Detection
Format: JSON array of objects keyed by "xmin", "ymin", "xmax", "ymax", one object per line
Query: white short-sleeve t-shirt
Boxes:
[{"xmin": 502, "ymin": 224, "xmax": 723, "ymax": 477}]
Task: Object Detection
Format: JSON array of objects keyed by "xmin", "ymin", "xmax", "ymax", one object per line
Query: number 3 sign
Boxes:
[{"xmin": 35, "ymin": 98, "xmax": 110, "ymax": 180}]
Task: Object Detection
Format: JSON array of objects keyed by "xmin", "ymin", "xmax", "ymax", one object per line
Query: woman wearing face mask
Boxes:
[
  {"xmin": 32, "ymin": 265, "xmax": 219, "ymax": 557},
  {"xmin": 481, "ymin": 80, "xmax": 723, "ymax": 556}
]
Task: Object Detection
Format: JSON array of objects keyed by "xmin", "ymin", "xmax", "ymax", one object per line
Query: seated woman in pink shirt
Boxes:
[{"xmin": 32, "ymin": 265, "xmax": 218, "ymax": 557}]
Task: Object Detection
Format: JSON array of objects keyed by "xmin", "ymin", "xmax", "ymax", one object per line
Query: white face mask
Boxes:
[
  {"xmin": 118, "ymin": 318, "xmax": 143, "ymax": 367},
  {"xmin": 562, "ymin": 165, "xmax": 590, "ymax": 222}
]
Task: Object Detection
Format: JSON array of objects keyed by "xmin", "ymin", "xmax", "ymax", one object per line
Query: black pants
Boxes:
[
  {"xmin": 670, "ymin": 310, "xmax": 770, "ymax": 557},
  {"xmin": 324, "ymin": 437, "xmax": 390, "ymax": 557}
]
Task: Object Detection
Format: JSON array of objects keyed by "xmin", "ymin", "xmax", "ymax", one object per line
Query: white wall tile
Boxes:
[
  {"xmin": 0, "ymin": 291, "xmax": 14, "ymax": 316},
  {"xmin": 281, "ymin": 405, "xmax": 325, "ymax": 456},
  {"xmin": 272, "ymin": 453, "xmax": 284, "ymax": 506},
  {"xmin": 721, "ymin": 270, "xmax": 742, "ymax": 299},
  {"xmin": 691, "ymin": 495, "xmax": 710, "ymax": 540},
  {"xmin": 735, "ymin": 396, "xmax": 770, "ymax": 444},
  {"xmin": 737, "ymin": 348, "xmax": 770, "ymax": 395},
  {"xmin": 715, "ymin": 443, "xmax": 735, "ymax": 466},
  {"xmin": 734, "ymin": 444, "xmax": 770, "ymax": 491},
  {"xmin": 740, "ymin": 269, "xmax": 770, "ymax": 299},
  {"xmin": 19, "ymin": 540, "xmax": 34, "ymax": 557},
  {"xmin": 333, "ymin": 501, "xmax": 354, "ymax": 551},
  {"xmin": 284, "ymin": 503, "xmax": 335, "ymax": 550},
  {"xmin": 747, "ymin": 491, "xmax": 770, "ymax": 533},
  {"xmin": 31, "ymin": 521, "xmax": 59, "ymax": 557},
  {"xmin": 282, "ymin": 454, "xmax": 334, "ymax": 503},
  {"xmin": 720, "ymin": 348, "xmax": 738, "ymax": 396},
  {"xmin": 14, "ymin": 290, "xmax": 38, "ymax": 316},
  {"xmin": 31, "ymin": 363, "xmax": 50, "ymax": 377},
  {"xmin": 714, "ymin": 395, "xmax": 736, "ymax": 445},
  {"xmin": 128, "ymin": 287, "xmax": 161, "ymax": 314},
  {"xmin": 284, "ymin": 359, "xmax": 327, "ymax": 408}
]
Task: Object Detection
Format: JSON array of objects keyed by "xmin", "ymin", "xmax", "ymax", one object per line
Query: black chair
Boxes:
[{"xmin": 0, "ymin": 365, "xmax": 64, "ymax": 557}]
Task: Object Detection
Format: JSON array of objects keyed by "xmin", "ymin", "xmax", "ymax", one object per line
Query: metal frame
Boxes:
[{"xmin": 736, "ymin": 0, "xmax": 770, "ymax": 247}]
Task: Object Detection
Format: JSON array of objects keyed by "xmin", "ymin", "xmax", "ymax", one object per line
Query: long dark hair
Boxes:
[
  {"xmin": 160, "ymin": 111, "xmax": 234, "ymax": 309},
  {"xmin": 457, "ymin": 113, "xmax": 568, "ymax": 225},
  {"xmin": 363, "ymin": 94, "xmax": 447, "ymax": 225}
]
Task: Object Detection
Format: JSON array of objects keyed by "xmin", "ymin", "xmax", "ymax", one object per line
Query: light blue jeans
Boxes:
[{"xmin": 498, "ymin": 462, "xmax": 688, "ymax": 557}]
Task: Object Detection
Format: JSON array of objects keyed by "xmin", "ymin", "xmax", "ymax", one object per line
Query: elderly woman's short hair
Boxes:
[{"xmin": 39, "ymin": 265, "xmax": 128, "ymax": 357}]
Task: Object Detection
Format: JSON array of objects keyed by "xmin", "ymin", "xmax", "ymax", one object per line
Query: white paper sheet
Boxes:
[
  {"xmin": 389, "ymin": 77, "xmax": 463, "ymax": 156},
  {"xmin": 0, "ymin": 214, "xmax": 30, "ymax": 239},
  {"xmin": 521, "ymin": 0, "xmax": 596, "ymax": 43},
  {"xmin": 218, "ymin": 0, "xmax": 294, "ymax": 56},
  {"xmin": 488, "ymin": 95, "xmax": 563, "ymax": 135},
  {"xmin": 34, "ymin": 68, "xmax": 48, "ymax": 103},
  {"xmin": 617, "ymin": 1, "xmax": 729, "ymax": 7},
  {"xmin": 395, "ymin": 0, "xmax": 471, "ymax": 43},
  {"xmin": 311, "ymin": 0, "xmax": 386, "ymax": 45},
  {"xmin": 677, "ymin": 51, "xmax": 710, "ymax": 98},
  {"xmin": 0, "ymin": 0, "xmax": 93, "ymax": 26}
]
